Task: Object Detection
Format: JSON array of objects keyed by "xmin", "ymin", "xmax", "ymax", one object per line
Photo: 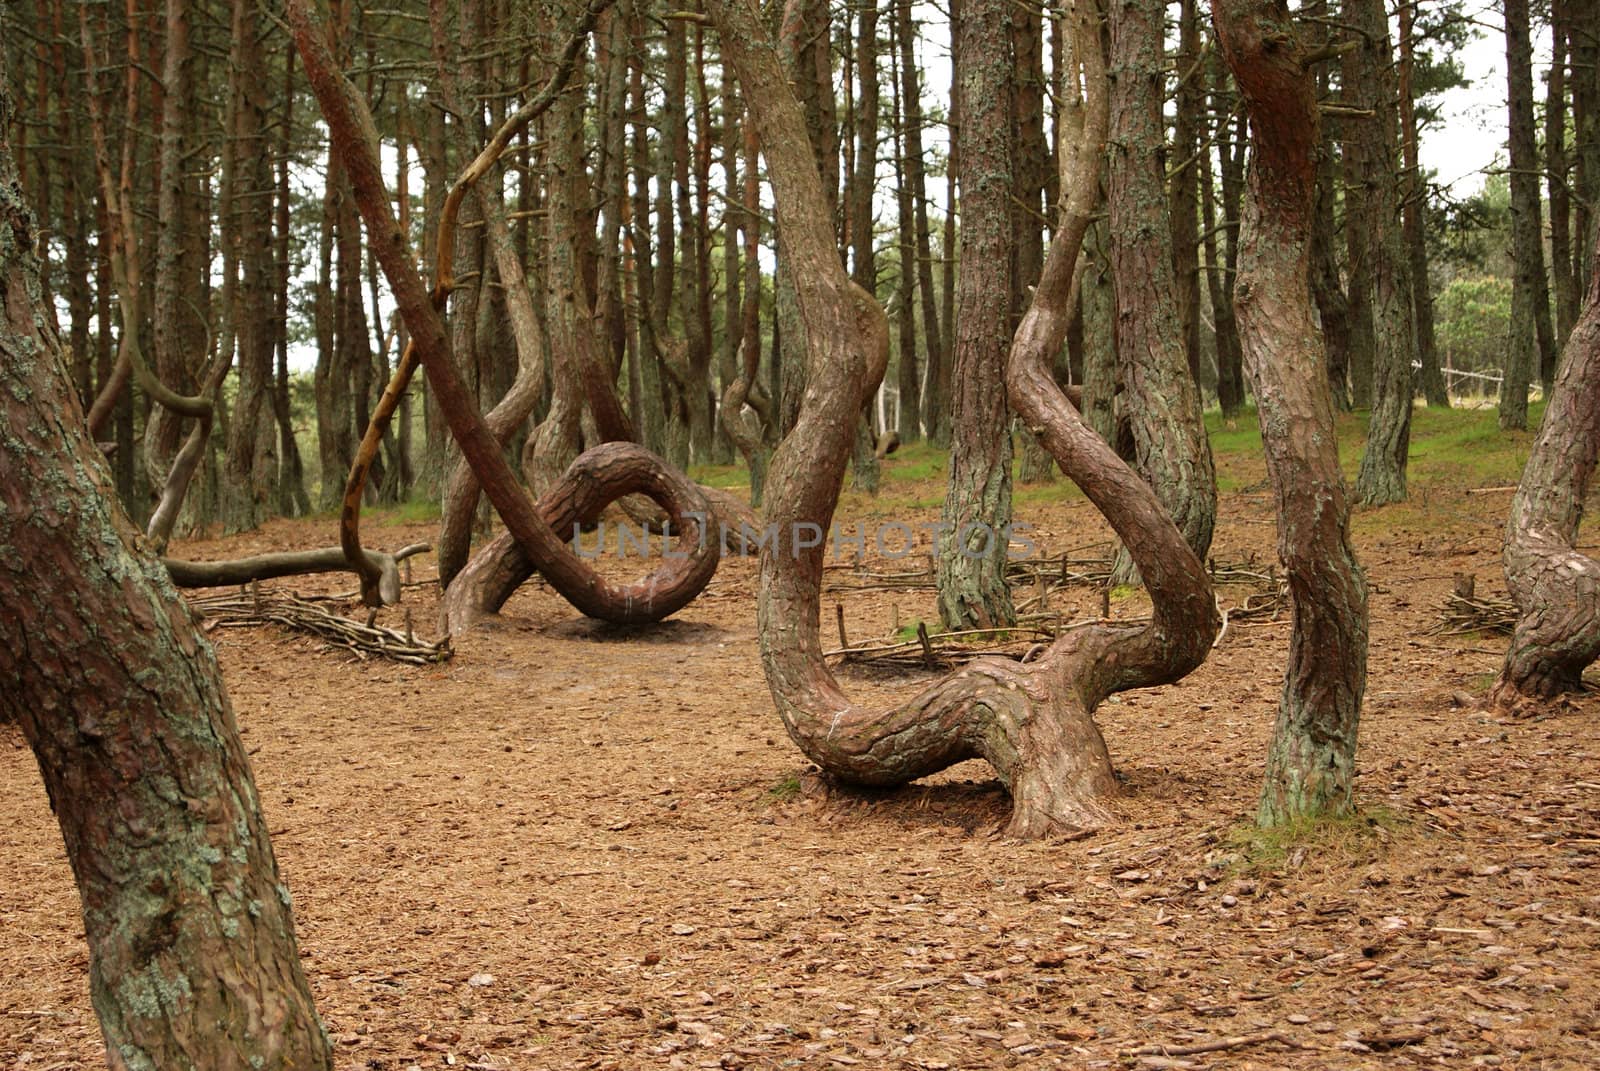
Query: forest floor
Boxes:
[{"xmin": 3, "ymin": 407, "xmax": 1599, "ymax": 1070}]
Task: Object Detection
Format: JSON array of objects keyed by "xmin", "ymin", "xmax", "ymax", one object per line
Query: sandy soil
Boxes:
[{"xmin": 2, "ymin": 474, "xmax": 1598, "ymax": 1070}]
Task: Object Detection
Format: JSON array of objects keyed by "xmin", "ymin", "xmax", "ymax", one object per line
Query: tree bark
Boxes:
[
  {"xmin": 1491, "ymin": 229, "xmax": 1600, "ymax": 704},
  {"xmin": 0, "ymin": 89, "xmax": 332, "ymax": 1071},
  {"xmin": 710, "ymin": 0, "xmax": 1217, "ymax": 838},
  {"xmin": 937, "ymin": 0, "xmax": 1017, "ymax": 630},
  {"xmin": 290, "ymin": 0, "xmax": 719, "ymax": 627},
  {"xmin": 1398, "ymin": 0, "xmax": 1448, "ymax": 409},
  {"xmin": 1499, "ymin": 0, "xmax": 1545, "ymax": 431},
  {"xmin": 1106, "ymin": 0, "xmax": 1217, "ymax": 577},
  {"xmin": 1347, "ymin": 0, "xmax": 1415, "ymax": 505},
  {"xmin": 1212, "ymin": 0, "xmax": 1370, "ymax": 825}
]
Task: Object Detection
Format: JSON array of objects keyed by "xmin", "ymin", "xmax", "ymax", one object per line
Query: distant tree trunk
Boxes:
[
  {"xmin": 848, "ymin": 2, "xmax": 882, "ymax": 493},
  {"xmin": 896, "ymin": 0, "xmax": 939, "ymax": 443},
  {"xmin": 1348, "ymin": 0, "xmax": 1415, "ymax": 505},
  {"xmin": 1169, "ymin": 0, "xmax": 1204, "ymax": 389},
  {"xmin": 1499, "ymin": 0, "xmax": 1545, "ymax": 431},
  {"xmin": 1490, "ymin": 233, "xmax": 1600, "ymax": 704},
  {"xmin": 937, "ymin": 0, "xmax": 1016, "ymax": 631},
  {"xmin": 0, "ymin": 96, "xmax": 332, "ymax": 1071},
  {"xmin": 1310, "ymin": 95, "xmax": 1353, "ymax": 410},
  {"xmin": 1212, "ymin": 0, "xmax": 1369, "ymax": 825},
  {"xmin": 274, "ymin": 44, "xmax": 311, "ymax": 516},
  {"xmin": 220, "ymin": 0, "xmax": 279, "ymax": 531},
  {"xmin": 1201, "ymin": 54, "xmax": 1245, "ymax": 417},
  {"xmin": 1080, "ymin": 221, "xmax": 1119, "ymax": 445},
  {"xmin": 930, "ymin": 0, "xmax": 960, "ymax": 447},
  {"xmin": 889, "ymin": 18, "xmax": 921, "ymax": 441},
  {"xmin": 1548, "ymin": 0, "xmax": 1579, "ymax": 354},
  {"xmin": 1013, "ymin": 0, "xmax": 1056, "ymax": 484},
  {"xmin": 1398, "ymin": 0, "xmax": 1448, "ymax": 409},
  {"xmin": 1106, "ymin": 0, "xmax": 1217, "ymax": 577},
  {"xmin": 1569, "ymin": 3, "xmax": 1598, "ymax": 292}
]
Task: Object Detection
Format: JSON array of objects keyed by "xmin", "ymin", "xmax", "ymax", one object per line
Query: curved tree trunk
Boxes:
[
  {"xmin": 1212, "ymin": 0, "xmax": 1371, "ymax": 825},
  {"xmin": 1491, "ymin": 233, "xmax": 1600, "ymax": 704},
  {"xmin": 0, "ymin": 94, "xmax": 331, "ymax": 1071},
  {"xmin": 710, "ymin": 0, "xmax": 1216, "ymax": 838},
  {"xmin": 290, "ymin": 0, "xmax": 720, "ymax": 627}
]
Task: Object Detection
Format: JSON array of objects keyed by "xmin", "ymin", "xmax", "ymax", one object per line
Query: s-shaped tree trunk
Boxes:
[
  {"xmin": 1491, "ymin": 226, "xmax": 1600, "ymax": 705},
  {"xmin": 1211, "ymin": 0, "xmax": 1370, "ymax": 825},
  {"xmin": 709, "ymin": 0, "xmax": 1217, "ymax": 838},
  {"xmin": 0, "ymin": 82, "xmax": 331, "ymax": 1071}
]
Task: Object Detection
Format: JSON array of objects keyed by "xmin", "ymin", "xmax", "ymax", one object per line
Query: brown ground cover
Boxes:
[{"xmin": 3, "ymin": 460, "xmax": 1598, "ymax": 1070}]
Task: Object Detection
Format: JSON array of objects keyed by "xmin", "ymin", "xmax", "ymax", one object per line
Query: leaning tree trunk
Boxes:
[
  {"xmin": 1490, "ymin": 230, "xmax": 1600, "ymax": 704},
  {"xmin": 709, "ymin": 0, "xmax": 1216, "ymax": 838},
  {"xmin": 1105, "ymin": 0, "xmax": 1216, "ymax": 581},
  {"xmin": 937, "ymin": 0, "xmax": 1017, "ymax": 631},
  {"xmin": 0, "ymin": 85, "xmax": 331, "ymax": 1071},
  {"xmin": 1212, "ymin": 0, "xmax": 1371, "ymax": 826}
]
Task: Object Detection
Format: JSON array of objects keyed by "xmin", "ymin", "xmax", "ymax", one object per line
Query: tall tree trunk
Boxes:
[
  {"xmin": 1169, "ymin": 0, "xmax": 1204, "ymax": 389},
  {"xmin": 0, "ymin": 92, "xmax": 332, "ymax": 1070},
  {"xmin": 1013, "ymin": 0, "xmax": 1055, "ymax": 484},
  {"xmin": 848, "ymin": 1, "xmax": 883, "ymax": 493},
  {"xmin": 1212, "ymin": 0, "xmax": 1369, "ymax": 825},
  {"xmin": 896, "ymin": 0, "xmax": 939, "ymax": 443},
  {"xmin": 889, "ymin": 15, "xmax": 921, "ymax": 442},
  {"xmin": 1549, "ymin": 0, "xmax": 1578, "ymax": 354},
  {"xmin": 1201, "ymin": 53, "xmax": 1245, "ymax": 417},
  {"xmin": 220, "ymin": 0, "xmax": 278, "ymax": 531},
  {"xmin": 1399, "ymin": 0, "xmax": 1448, "ymax": 408},
  {"xmin": 1106, "ymin": 0, "xmax": 1217, "ymax": 577},
  {"xmin": 1348, "ymin": 0, "xmax": 1415, "ymax": 505},
  {"xmin": 937, "ymin": 0, "xmax": 1016, "ymax": 631},
  {"xmin": 1499, "ymin": 0, "xmax": 1546, "ymax": 431}
]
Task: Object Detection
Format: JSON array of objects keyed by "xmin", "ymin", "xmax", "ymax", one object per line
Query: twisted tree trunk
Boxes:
[
  {"xmin": 710, "ymin": 0, "xmax": 1216, "ymax": 838},
  {"xmin": 1212, "ymin": 0, "xmax": 1370, "ymax": 825},
  {"xmin": 1491, "ymin": 229, "xmax": 1600, "ymax": 704},
  {"xmin": 289, "ymin": 0, "xmax": 717, "ymax": 627}
]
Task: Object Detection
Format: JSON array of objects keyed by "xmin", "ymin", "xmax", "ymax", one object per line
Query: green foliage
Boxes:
[{"xmin": 1435, "ymin": 274, "xmax": 1512, "ymax": 383}]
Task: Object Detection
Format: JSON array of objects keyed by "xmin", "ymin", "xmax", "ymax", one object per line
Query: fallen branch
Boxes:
[{"xmin": 188, "ymin": 588, "xmax": 451, "ymax": 665}]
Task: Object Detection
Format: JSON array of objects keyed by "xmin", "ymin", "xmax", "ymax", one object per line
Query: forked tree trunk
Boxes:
[
  {"xmin": 1211, "ymin": 0, "xmax": 1370, "ymax": 826},
  {"xmin": 709, "ymin": 0, "xmax": 1216, "ymax": 838},
  {"xmin": 0, "ymin": 89, "xmax": 331, "ymax": 1071},
  {"xmin": 1491, "ymin": 230, "xmax": 1600, "ymax": 704}
]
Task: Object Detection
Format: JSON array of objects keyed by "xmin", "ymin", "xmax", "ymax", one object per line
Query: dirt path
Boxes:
[{"xmin": 3, "ymin": 483, "xmax": 1597, "ymax": 1069}]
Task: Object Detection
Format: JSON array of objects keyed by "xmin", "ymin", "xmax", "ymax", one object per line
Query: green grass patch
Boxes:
[
  {"xmin": 1219, "ymin": 805, "xmax": 1408, "ymax": 873},
  {"xmin": 765, "ymin": 772, "xmax": 803, "ymax": 804}
]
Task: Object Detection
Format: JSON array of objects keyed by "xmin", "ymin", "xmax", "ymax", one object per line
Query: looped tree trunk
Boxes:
[
  {"xmin": 710, "ymin": 0, "xmax": 1217, "ymax": 839},
  {"xmin": 292, "ymin": 0, "xmax": 724, "ymax": 631},
  {"xmin": 440, "ymin": 442, "xmax": 719, "ymax": 635}
]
